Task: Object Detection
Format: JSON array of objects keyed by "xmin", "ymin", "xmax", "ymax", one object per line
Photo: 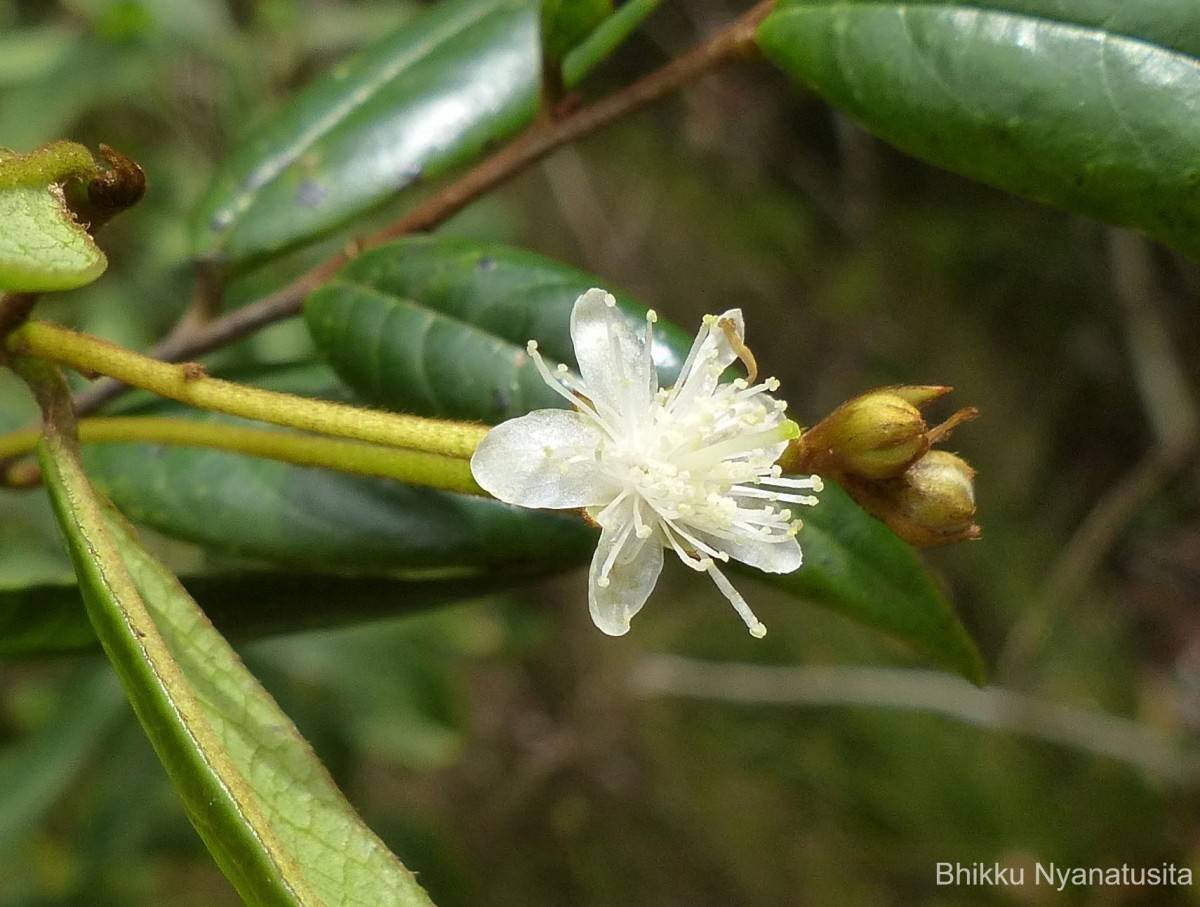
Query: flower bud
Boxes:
[
  {"xmin": 871, "ymin": 450, "xmax": 980, "ymax": 548},
  {"xmin": 777, "ymin": 384, "xmax": 980, "ymax": 548},
  {"xmin": 813, "ymin": 389, "xmax": 932, "ymax": 479},
  {"xmin": 887, "ymin": 385, "xmax": 952, "ymax": 408}
]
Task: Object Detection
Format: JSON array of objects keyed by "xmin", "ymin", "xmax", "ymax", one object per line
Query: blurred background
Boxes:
[{"xmin": 2, "ymin": 0, "xmax": 1199, "ymax": 904}]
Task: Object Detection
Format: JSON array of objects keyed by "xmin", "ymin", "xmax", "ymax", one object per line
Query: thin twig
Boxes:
[
  {"xmin": 71, "ymin": 0, "xmax": 775, "ymax": 417},
  {"xmin": 632, "ymin": 656, "xmax": 1196, "ymax": 781}
]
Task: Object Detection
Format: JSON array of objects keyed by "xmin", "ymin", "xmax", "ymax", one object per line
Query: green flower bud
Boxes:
[
  {"xmin": 778, "ymin": 385, "xmax": 980, "ymax": 549},
  {"xmin": 888, "ymin": 385, "xmax": 952, "ymax": 408},
  {"xmin": 874, "ymin": 450, "xmax": 980, "ymax": 548},
  {"xmin": 822, "ymin": 390, "xmax": 931, "ymax": 479}
]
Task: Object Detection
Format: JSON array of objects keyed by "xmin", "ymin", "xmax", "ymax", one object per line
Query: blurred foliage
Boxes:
[{"xmin": 2, "ymin": 0, "xmax": 1199, "ymax": 905}]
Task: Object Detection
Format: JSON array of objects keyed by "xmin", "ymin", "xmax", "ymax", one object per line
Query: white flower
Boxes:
[{"xmin": 470, "ymin": 288, "xmax": 822, "ymax": 638}]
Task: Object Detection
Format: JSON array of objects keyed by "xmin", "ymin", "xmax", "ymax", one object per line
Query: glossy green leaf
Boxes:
[
  {"xmin": 191, "ymin": 0, "xmax": 541, "ymax": 264},
  {"xmin": 304, "ymin": 237, "xmax": 690, "ymax": 424},
  {"xmin": 82, "ymin": 362, "xmax": 597, "ymax": 574},
  {"xmin": 758, "ymin": 0, "xmax": 1200, "ymax": 259},
  {"xmin": 0, "ymin": 181, "xmax": 106, "ymax": 292},
  {"xmin": 35, "ymin": 373, "xmax": 437, "ymax": 907},
  {"xmin": 190, "ymin": 0, "xmax": 655, "ymax": 267},
  {"xmin": 757, "ymin": 480, "xmax": 985, "ymax": 684},
  {"xmin": 0, "ymin": 571, "xmax": 531, "ymax": 658}
]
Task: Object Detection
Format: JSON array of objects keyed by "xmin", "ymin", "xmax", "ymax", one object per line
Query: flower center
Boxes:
[{"xmin": 524, "ymin": 299, "xmax": 822, "ymax": 638}]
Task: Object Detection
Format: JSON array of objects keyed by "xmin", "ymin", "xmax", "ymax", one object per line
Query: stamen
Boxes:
[
  {"xmin": 660, "ymin": 522, "xmax": 711, "ymax": 570},
  {"xmin": 667, "ymin": 315, "xmax": 716, "ymax": 404},
  {"xmin": 596, "ymin": 522, "xmax": 634, "ymax": 588},
  {"xmin": 730, "ymin": 486, "xmax": 780, "ymax": 500},
  {"xmin": 663, "ymin": 518, "xmax": 729, "ymax": 563},
  {"xmin": 675, "ymin": 425, "xmax": 798, "ymax": 468},
  {"xmin": 763, "ymin": 474, "xmax": 824, "ymax": 490},
  {"xmin": 729, "ymin": 510, "xmax": 793, "ymax": 531},
  {"xmin": 738, "ymin": 485, "xmax": 820, "ymax": 506},
  {"xmin": 592, "ymin": 489, "xmax": 631, "ymax": 527},
  {"xmin": 706, "ymin": 561, "xmax": 767, "ymax": 638},
  {"xmin": 526, "ymin": 340, "xmax": 621, "ymax": 437},
  {"xmin": 632, "ymin": 499, "xmax": 653, "ymax": 539}
]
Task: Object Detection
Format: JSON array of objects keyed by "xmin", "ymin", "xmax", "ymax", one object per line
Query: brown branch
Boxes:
[{"xmin": 70, "ymin": 0, "xmax": 775, "ymax": 417}]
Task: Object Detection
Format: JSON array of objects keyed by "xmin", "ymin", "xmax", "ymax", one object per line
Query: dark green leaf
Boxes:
[
  {"xmin": 758, "ymin": 0, "xmax": 1200, "ymax": 259},
  {"xmin": 85, "ymin": 414, "xmax": 595, "ymax": 575},
  {"xmin": 191, "ymin": 0, "xmax": 541, "ymax": 264},
  {"xmin": 562, "ymin": 0, "xmax": 661, "ymax": 85},
  {"xmin": 82, "ymin": 361, "xmax": 597, "ymax": 574},
  {"xmin": 756, "ymin": 480, "xmax": 985, "ymax": 684},
  {"xmin": 35, "ymin": 372, "xmax": 437, "ymax": 906},
  {"xmin": 0, "ymin": 571, "xmax": 539, "ymax": 658},
  {"xmin": 304, "ymin": 236, "xmax": 690, "ymax": 424},
  {"xmin": 542, "ymin": 0, "xmax": 611, "ymax": 63}
]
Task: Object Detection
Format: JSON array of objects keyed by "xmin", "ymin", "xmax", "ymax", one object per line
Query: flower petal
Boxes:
[
  {"xmin": 570, "ymin": 288, "xmax": 656, "ymax": 417},
  {"xmin": 470, "ymin": 409, "xmax": 613, "ymax": 509},
  {"xmin": 708, "ymin": 532, "xmax": 803, "ymax": 574},
  {"xmin": 670, "ymin": 308, "xmax": 745, "ymax": 406},
  {"xmin": 588, "ymin": 528, "xmax": 664, "ymax": 636}
]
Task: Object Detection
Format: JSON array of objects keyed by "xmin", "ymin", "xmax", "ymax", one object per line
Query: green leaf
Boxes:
[
  {"xmin": 191, "ymin": 0, "xmax": 541, "ymax": 265},
  {"xmin": 81, "ymin": 362, "xmax": 597, "ymax": 574},
  {"xmin": 0, "ymin": 571, "xmax": 534, "ymax": 658},
  {"xmin": 85, "ymin": 413, "xmax": 596, "ymax": 575},
  {"xmin": 304, "ymin": 237, "xmax": 690, "ymax": 424},
  {"xmin": 758, "ymin": 0, "xmax": 1200, "ymax": 259},
  {"xmin": 542, "ymin": 0, "xmax": 611, "ymax": 63},
  {"xmin": 0, "ymin": 183, "xmax": 106, "ymax": 292},
  {"xmin": 561, "ymin": 0, "xmax": 661, "ymax": 85},
  {"xmin": 34, "ymin": 369, "xmax": 437, "ymax": 907},
  {"xmin": 756, "ymin": 480, "xmax": 985, "ymax": 684}
]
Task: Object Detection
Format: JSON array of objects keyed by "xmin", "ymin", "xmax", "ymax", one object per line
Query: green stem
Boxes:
[
  {"xmin": 0, "ymin": 415, "xmax": 482, "ymax": 494},
  {"xmin": 7, "ymin": 321, "xmax": 489, "ymax": 459}
]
